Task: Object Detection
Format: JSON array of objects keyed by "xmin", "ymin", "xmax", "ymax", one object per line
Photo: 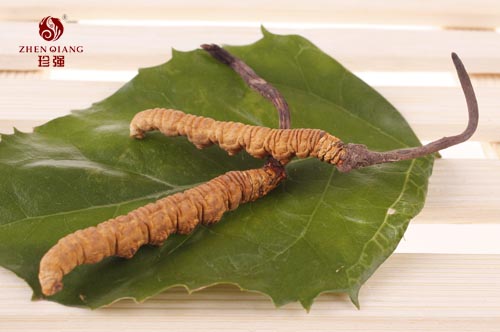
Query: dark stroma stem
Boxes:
[
  {"xmin": 337, "ymin": 52, "xmax": 479, "ymax": 172},
  {"xmin": 201, "ymin": 44, "xmax": 291, "ymax": 130},
  {"xmin": 202, "ymin": 44, "xmax": 478, "ymax": 174}
]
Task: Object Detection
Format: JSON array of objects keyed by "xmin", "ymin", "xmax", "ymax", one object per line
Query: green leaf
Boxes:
[{"xmin": 0, "ymin": 28, "xmax": 433, "ymax": 310}]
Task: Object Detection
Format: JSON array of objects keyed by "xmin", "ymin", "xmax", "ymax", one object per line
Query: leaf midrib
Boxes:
[
  {"xmin": 0, "ymin": 187, "xmax": 189, "ymax": 230},
  {"xmin": 346, "ymin": 158, "xmax": 418, "ymax": 288}
]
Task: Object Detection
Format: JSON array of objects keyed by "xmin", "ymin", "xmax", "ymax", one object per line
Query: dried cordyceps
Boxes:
[
  {"xmin": 39, "ymin": 43, "xmax": 292, "ymax": 297},
  {"xmin": 130, "ymin": 54, "xmax": 478, "ymax": 174},
  {"xmin": 39, "ymin": 160, "xmax": 286, "ymax": 296},
  {"xmin": 130, "ymin": 108, "xmax": 346, "ymax": 166},
  {"xmin": 38, "ymin": 44, "xmax": 478, "ymax": 298}
]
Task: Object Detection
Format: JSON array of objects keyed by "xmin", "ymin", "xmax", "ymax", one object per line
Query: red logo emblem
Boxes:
[{"xmin": 39, "ymin": 16, "xmax": 64, "ymax": 42}]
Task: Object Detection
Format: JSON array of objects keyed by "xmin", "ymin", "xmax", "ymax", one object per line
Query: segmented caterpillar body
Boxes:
[
  {"xmin": 39, "ymin": 163, "xmax": 285, "ymax": 296},
  {"xmin": 130, "ymin": 108, "xmax": 347, "ymax": 167}
]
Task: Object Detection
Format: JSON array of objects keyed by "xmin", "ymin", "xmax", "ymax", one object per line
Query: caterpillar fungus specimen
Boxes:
[
  {"xmin": 39, "ymin": 44, "xmax": 478, "ymax": 297},
  {"xmin": 39, "ymin": 43, "xmax": 293, "ymax": 297},
  {"xmin": 131, "ymin": 52, "xmax": 478, "ymax": 173},
  {"xmin": 39, "ymin": 161, "xmax": 286, "ymax": 296}
]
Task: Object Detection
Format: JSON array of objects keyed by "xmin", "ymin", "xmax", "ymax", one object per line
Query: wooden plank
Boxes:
[
  {"xmin": 2, "ymin": 22, "xmax": 500, "ymax": 72},
  {"xmin": 2, "ymin": 0, "xmax": 500, "ymax": 29},
  {"xmin": 1, "ymin": 79, "xmax": 498, "ymax": 142},
  {"xmin": 378, "ymin": 85, "xmax": 499, "ymax": 143},
  {"xmin": 416, "ymin": 159, "xmax": 500, "ymax": 224},
  {"xmin": 481, "ymin": 142, "xmax": 500, "ymax": 158},
  {"xmin": 397, "ymin": 224, "xmax": 500, "ymax": 253},
  {"xmin": 471, "ymin": 73, "xmax": 500, "ymax": 87},
  {"xmin": 0, "ymin": 80, "xmax": 119, "ymax": 128},
  {"xmin": 0, "ymin": 254, "xmax": 499, "ymax": 331},
  {"xmin": 492, "ymin": 142, "xmax": 500, "ymax": 158},
  {"xmin": 0, "ymin": 70, "xmax": 47, "ymax": 79}
]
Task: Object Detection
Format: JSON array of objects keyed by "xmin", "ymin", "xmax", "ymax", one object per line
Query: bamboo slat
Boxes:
[
  {"xmin": 2, "ymin": 0, "xmax": 500, "ymax": 29},
  {"xmin": 2, "ymin": 22, "xmax": 500, "ymax": 71},
  {"xmin": 0, "ymin": 8, "xmax": 498, "ymax": 331},
  {"xmin": 0, "ymin": 254, "xmax": 499, "ymax": 331}
]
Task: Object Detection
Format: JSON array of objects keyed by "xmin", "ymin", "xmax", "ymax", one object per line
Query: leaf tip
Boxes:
[
  {"xmin": 31, "ymin": 291, "xmax": 42, "ymax": 301},
  {"xmin": 260, "ymin": 25, "xmax": 272, "ymax": 37},
  {"xmin": 349, "ymin": 287, "xmax": 361, "ymax": 309},
  {"xmin": 300, "ymin": 298, "xmax": 314, "ymax": 312},
  {"xmin": 171, "ymin": 47, "xmax": 180, "ymax": 58}
]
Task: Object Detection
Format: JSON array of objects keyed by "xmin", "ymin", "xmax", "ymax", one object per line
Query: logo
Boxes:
[
  {"xmin": 18, "ymin": 16, "xmax": 83, "ymax": 68},
  {"xmin": 39, "ymin": 16, "xmax": 64, "ymax": 41}
]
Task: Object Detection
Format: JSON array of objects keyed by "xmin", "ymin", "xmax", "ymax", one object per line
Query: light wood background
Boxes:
[{"xmin": 1, "ymin": 1, "xmax": 499, "ymax": 331}]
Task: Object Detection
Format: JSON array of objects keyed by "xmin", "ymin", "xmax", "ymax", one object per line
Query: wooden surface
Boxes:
[
  {"xmin": 2, "ymin": 0, "xmax": 500, "ymax": 29},
  {"xmin": 1, "ymin": 2, "xmax": 499, "ymax": 331},
  {"xmin": 4, "ymin": 22, "xmax": 500, "ymax": 71},
  {"xmin": 1, "ymin": 254, "xmax": 499, "ymax": 331}
]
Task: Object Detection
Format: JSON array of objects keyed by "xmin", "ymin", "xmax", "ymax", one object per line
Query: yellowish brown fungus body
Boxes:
[
  {"xmin": 130, "ymin": 108, "xmax": 347, "ymax": 166},
  {"xmin": 39, "ymin": 162, "xmax": 285, "ymax": 296}
]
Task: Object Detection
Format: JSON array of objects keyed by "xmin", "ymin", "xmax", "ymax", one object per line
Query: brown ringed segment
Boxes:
[
  {"xmin": 38, "ymin": 163, "xmax": 286, "ymax": 296},
  {"xmin": 130, "ymin": 108, "xmax": 347, "ymax": 167}
]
